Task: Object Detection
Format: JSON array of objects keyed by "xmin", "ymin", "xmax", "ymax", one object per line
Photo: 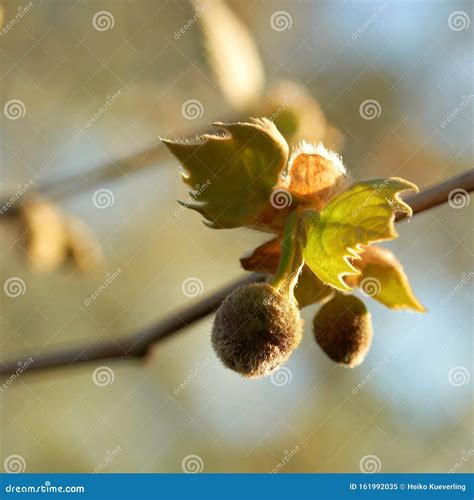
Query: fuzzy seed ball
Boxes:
[
  {"xmin": 313, "ymin": 294, "xmax": 372, "ymax": 367},
  {"xmin": 212, "ymin": 283, "xmax": 303, "ymax": 378}
]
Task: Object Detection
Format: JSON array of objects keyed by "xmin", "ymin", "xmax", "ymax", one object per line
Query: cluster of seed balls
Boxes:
[{"xmin": 212, "ymin": 282, "xmax": 372, "ymax": 378}]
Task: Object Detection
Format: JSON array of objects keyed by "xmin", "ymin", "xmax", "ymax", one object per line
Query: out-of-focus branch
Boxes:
[
  {"xmin": 0, "ymin": 273, "xmax": 265, "ymax": 377},
  {"xmin": 0, "ymin": 170, "xmax": 472, "ymax": 378},
  {"xmin": 36, "ymin": 144, "xmax": 170, "ymax": 201},
  {"xmin": 396, "ymin": 169, "xmax": 474, "ymax": 220},
  {"xmin": 0, "ymin": 118, "xmax": 247, "ymax": 215},
  {"xmin": 0, "ymin": 139, "xmax": 175, "ymax": 216}
]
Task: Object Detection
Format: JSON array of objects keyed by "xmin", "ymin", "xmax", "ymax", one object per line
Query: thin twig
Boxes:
[
  {"xmin": 396, "ymin": 169, "xmax": 474, "ymax": 220},
  {"xmin": 0, "ymin": 144, "xmax": 169, "ymax": 217},
  {"xmin": 0, "ymin": 273, "xmax": 265, "ymax": 377},
  {"xmin": 0, "ymin": 121, "xmax": 232, "ymax": 215},
  {"xmin": 0, "ymin": 170, "xmax": 472, "ymax": 378}
]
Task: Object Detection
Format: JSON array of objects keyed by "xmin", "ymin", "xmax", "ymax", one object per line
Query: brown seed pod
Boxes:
[
  {"xmin": 212, "ymin": 283, "xmax": 302, "ymax": 378},
  {"xmin": 313, "ymin": 294, "xmax": 372, "ymax": 367}
]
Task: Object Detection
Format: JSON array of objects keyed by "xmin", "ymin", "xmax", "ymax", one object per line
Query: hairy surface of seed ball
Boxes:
[
  {"xmin": 313, "ymin": 294, "xmax": 372, "ymax": 367},
  {"xmin": 212, "ymin": 283, "xmax": 303, "ymax": 378}
]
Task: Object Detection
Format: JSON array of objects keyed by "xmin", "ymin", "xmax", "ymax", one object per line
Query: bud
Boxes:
[
  {"xmin": 20, "ymin": 197, "xmax": 67, "ymax": 272},
  {"xmin": 212, "ymin": 283, "xmax": 302, "ymax": 378},
  {"xmin": 313, "ymin": 295, "xmax": 372, "ymax": 367}
]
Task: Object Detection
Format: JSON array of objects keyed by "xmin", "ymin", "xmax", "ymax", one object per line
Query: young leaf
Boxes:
[
  {"xmin": 162, "ymin": 118, "xmax": 289, "ymax": 229},
  {"xmin": 345, "ymin": 246, "xmax": 425, "ymax": 312},
  {"xmin": 302, "ymin": 178, "xmax": 418, "ymax": 291},
  {"xmin": 293, "ymin": 267, "xmax": 334, "ymax": 308}
]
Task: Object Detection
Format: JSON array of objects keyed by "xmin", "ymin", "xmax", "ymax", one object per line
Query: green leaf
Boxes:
[
  {"xmin": 346, "ymin": 246, "xmax": 425, "ymax": 312},
  {"xmin": 294, "ymin": 267, "xmax": 333, "ymax": 308},
  {"xmin": 162, "ymin": 118, "xmax": 289, "ymax": 229},
  {"xmin": 302, "ymin": 178, "xmax": 418, "ymax": 291}
]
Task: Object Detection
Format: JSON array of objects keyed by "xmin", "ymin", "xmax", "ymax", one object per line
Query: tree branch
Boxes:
[
  {"xmin": 0, "ymin": 143, "xmax": 169, "ymax": 217},
  {"xmin": 396, "ymin": 169, "xmax": 474, "ymax": 221},
  {"xmin": 0, "ymin": 121, "xmax": 230, "ymax": 215},
  {"xmin": 1, "ymin": 170, "xmax": 472, "ymax": 378}
]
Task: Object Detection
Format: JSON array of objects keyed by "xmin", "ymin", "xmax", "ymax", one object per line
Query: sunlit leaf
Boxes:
[
  {"xmin": 303, "ymin": 178, "xmax": 418, "ymax": 291},
  {"xmin": 293, "ymin": 267, "xmax": 333, "ymax": 307},
  {"xmin": 163, "ymin": 118, "xmax": 289, "ymax": 228},
  {"xmin": 345, "ymin": 246, "xmax": 425, "ymax": 312}
]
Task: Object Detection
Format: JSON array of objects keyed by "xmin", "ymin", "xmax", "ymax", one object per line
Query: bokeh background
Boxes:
[{"xmin": 0, "ymin": 0, "xmax": 472, "ymax": 473}]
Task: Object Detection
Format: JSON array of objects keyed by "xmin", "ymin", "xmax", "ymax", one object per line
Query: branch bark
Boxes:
[{"xmin": 1, "ymin": 170, "xmax": 473, "ymax": 378}]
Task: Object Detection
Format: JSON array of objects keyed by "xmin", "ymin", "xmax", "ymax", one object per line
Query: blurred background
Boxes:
[{"xmin": 0, "ymin": 0, "xmax": 472, "ymax": 473}]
